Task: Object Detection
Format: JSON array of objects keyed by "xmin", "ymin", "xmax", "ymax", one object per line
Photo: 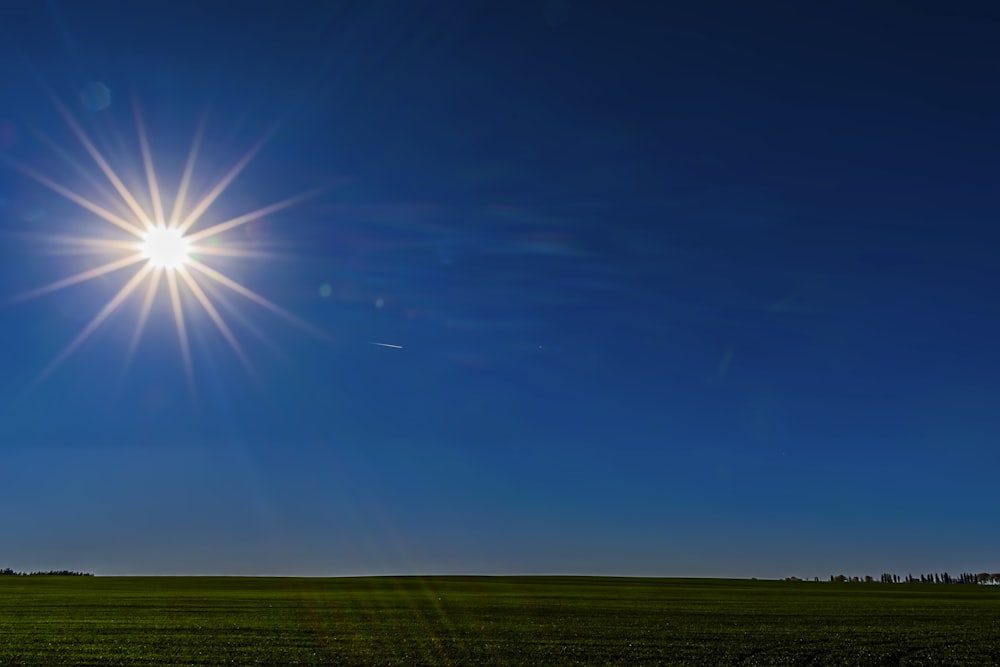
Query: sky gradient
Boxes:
[{"xmin": 1, "ymin": 2, "xmax": 998, "ymax": 578}]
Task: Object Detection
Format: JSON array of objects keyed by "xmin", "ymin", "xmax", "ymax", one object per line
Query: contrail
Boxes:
[{"xmin": 370, "ymin": 342, "xmax": 403, "ymax": 349}]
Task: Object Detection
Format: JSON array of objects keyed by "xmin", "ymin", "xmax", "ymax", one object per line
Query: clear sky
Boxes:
[{"xmin": 0, "ymin": 2, "xmax": 997, "ymax": 578}]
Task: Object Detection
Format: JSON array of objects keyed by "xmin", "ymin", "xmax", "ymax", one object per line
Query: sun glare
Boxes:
[
  {"xmin": 4, "ymin": 97, "xmax": 333, "ymax": 391},
  {"xmin": 140, "ymin": 226, "xmax": 191, "ymax": 270}
]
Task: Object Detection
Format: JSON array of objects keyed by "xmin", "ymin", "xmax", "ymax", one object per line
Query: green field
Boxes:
[{"xmin": 1, "ymin": 576, "xmax": 998, "ymax": 665}]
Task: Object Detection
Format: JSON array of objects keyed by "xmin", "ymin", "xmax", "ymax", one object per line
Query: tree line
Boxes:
[
  {"xmin": 785, "ymin": 572, "xmax": 1000, "ymax": 584},
  {"xmin": 0, "ymin": 568, "xmax": 93, "ymax": 577},
  {"xmin": 872, "ymin": 572, "xmax": 1000, "ymax": 585}
]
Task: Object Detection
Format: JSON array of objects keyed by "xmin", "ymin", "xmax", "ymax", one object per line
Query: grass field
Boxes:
[{"xmin": 1, "ymin": 576, "xmax": 998, "ymax": 665}]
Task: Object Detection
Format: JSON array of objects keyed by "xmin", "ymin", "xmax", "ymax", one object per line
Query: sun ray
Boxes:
[
  {"xmin": 178, "ymin": 269, "xmax": 257, "ymax": 380},
  {"xmin": 195, "ymin": 277, "xmax": 290, "ymax": 363},
  {"xmin": 133, "ymin": 100, "xmax": 165, "ymax": 227},
  {"xmin": 32, "ymin": 263, "xmax": 154, "ymax": 386},
  {"xmin": 168, "ymin": 112, "xmax": 208, "ymax": 228},
  {"xmin": 185, "ymin": 186, "xmax": 328, "ymax": 243},
  {"xmin": 11, "ymin": 232, "xmax": 142, "ymax": 256},
  {"xmin": 50, "ymin": 94, "xmax": 152, "ymax": 226},
  {"xmin": 2, "ymin": 157, "xmax": 146, "ymax": 238},
  {"xmin": 177, "ymin": 129, "xmax": 274, "ymax": 233},
  {"xmin": 30, "ymin": 246, "xmax": 136, "ymax": 259},
  {"xmin": 31, "ymin": 129, "xmax": 138, "ymax": 224},
  {"xmin": 9, "ymin": 253, "xmax": 146, "ymax": 304},
  {"xmin": 186, "ymin": 258, "xmax": 331, "ymax": 341},
  {"xmin": 28, "ymin": 246, "xmax": 134, "ymax": 258},
  {"xmin": 39, "ymin": 234, "xmax": 141, "ymax": 252},
  {"xmin": 125, "ymin": 267, "xmax": 164, "ymax": 366},
  {"xmin": 166, "ymin": 270, "xmax": 196, "ymax": 395},
  {"xmin": 188, "ymin": 245, "xmax": 282, "ymax": 260}
]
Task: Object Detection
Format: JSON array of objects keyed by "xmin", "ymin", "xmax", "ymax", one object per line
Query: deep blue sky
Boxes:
[{"xmin": 1, "ymin": 2, "xmax": 998, "ymax": 578}]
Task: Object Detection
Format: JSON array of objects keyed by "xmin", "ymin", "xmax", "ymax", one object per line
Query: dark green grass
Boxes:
[{"xmin": 1, "ymin": 576, "xmax": 998, "ymax": 665}]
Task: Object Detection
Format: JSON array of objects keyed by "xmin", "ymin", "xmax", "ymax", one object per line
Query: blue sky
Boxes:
[{"xmin": 1, "ymin": 2, "xmax": 998, "ymax": 578}]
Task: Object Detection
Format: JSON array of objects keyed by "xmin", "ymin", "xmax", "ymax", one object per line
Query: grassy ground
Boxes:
[{"xmin": 1, "ymin": 576, "xmax": 998, "ymax": 665}]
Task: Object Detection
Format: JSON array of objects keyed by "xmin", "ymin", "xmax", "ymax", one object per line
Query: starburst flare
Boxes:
[{"xmin": 5, "ymin": 98, "xmax": 328, "ymax": 392}]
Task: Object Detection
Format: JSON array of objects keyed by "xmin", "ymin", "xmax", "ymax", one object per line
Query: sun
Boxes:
[
  {"xmin": 3, "ymin": 96, "xmax": 335, "ymax": 391},
  {"xmin": 140, "ymin": 225, "xmax": 192, "ymax": 270}
]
